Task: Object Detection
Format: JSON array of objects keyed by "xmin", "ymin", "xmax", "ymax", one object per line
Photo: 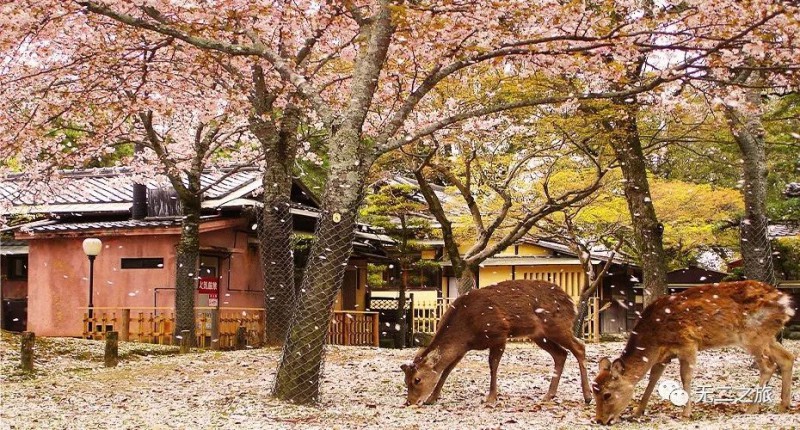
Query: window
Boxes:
[
  {"xmin": 6, "ymin": 256, "xmax": 27, "ymax": 280},
  {"xmin": 121, "ymin": 258, "xmax": 164, "ymax": 269}
]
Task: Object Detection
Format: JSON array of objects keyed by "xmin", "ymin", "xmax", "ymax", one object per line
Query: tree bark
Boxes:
[
  {"xmin": 395, "ymin": 265, "xmax": 408, "ymax": 349},
  {"xmin": 456, "ymin": 264, "xmax": 478, "ymax": 295},
  {"xmin": 272, "ymin": 129, "xmax": 369, "ymax": 403},
  {"xmin": 725, "ymin": 93, "xmax": 776, "ymax": 285},
  {"xmin": 272, "ymin": 1, "xmax": 393, "ymax": 403},
  {"xmin": 572, "ymin": 287, "xmax": 594, "ymax": 338},
  {"xmin": 610, "ymin": 103, "xmax": 668, "ymax": 306},
  {"xmin": 174, "ymin": 196, "xmax": 201, "ymax": 343},
  {"xmin": 259, "ymin": 176, "xmax": 296, "ymax": 346},
  {"xmin": 249, "ymin": 68, "xmax": 302, "ymax": 346}
]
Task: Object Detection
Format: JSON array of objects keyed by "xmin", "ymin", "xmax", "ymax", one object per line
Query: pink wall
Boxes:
[{"xmin": 23, "ymin": 219, "xmax": 265, "ymax": 337}]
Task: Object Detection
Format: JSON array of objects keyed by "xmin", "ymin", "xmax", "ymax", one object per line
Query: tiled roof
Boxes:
[
  {"xmin": 786, "ymin": 183, "xmax": 800, "ymax": 198},
  {"xmin": 0, "ymin": 167, "xmax": 270, "ymax": 214},
  {"xmin": 769, "ymin": 223, "xmax": 800, "ymax": 238},
  {"xmin": 22, "ymin": 219, "xmax": 182, "ymax": 233},
  {"xmin": 522, "ymin": 238, "xmax": 635, "ymax": 266}
]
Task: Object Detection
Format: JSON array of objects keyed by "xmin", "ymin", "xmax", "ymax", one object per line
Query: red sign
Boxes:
[{"xmin": 198, "ymin": 276, "xmax": 219, "ymax": 298}]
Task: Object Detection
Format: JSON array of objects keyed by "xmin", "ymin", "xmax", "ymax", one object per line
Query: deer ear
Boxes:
[
  {"xmin": 598, "ymin": 357, "xmax": 612, "ymax": 372},
  {"xmin": 611, "ymin": 359, "xmax": 625, "ymax": 375},
  {"xmin": 401, "ymin": 364, "xmax": 410, "ymax": 373},
  {"xmin": 425, "ymin": 349, "xmax": 441, "ymax": 366}
]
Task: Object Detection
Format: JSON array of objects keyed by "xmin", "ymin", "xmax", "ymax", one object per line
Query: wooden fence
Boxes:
[
  {"xmin": 410, "ymin": 296, "xmax": 603, "ymax": 343},
  {"xmin": 82, "ymin": 308, "xmax": 379, "ymax": 348},
  {"xmin": 411, "ymin": 298, "xmax": 455, "ymax": 335},
  {"xmin": 327, "ymin": 311, "xmax": 380, "ymax": 346},
  {"xmin": 82, "ymin": 307, "xmax": 265, "ymax": 349}
]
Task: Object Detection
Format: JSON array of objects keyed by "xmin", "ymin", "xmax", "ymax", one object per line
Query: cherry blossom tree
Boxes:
[
  {"xmin": 0, "ymin": 8, "xmax": 261, "ymax": 339},
  {"xmin": 405, "ymin": 111, "xmax": 612, "ymax": 295},
  {"xmin": 3, "ymin": 0, "xmax": 798, "ymax": 404}
]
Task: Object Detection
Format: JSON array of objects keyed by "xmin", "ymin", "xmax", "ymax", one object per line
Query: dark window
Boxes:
[
  {"xmin": 6, "ymin": 256, "xmax": 27, "ymax": 280},
  {"xmin": 121, "ymin": 258, "xmax": 164, "ymax": 269}
]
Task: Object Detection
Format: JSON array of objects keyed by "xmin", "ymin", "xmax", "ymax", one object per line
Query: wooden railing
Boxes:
[
  {"xmin": 82, "ymin": 307, "xmax": 265, "ymax": 349},
  {"xmin": 82, "ymin": 307, "xmax": 380, "ymax": 348},
  {"xmin": 411, "ymin": 298, "xmax": 455, "ymax": 335},
  {"xmin": 581, "ymin": 297, "xmax": 605, "ymax": 343},
  {"xmin": 410, "ymin": 296, "xmax": 604, "ymax": 343},
  {"xmin": 328, "ymin": 311, "xmax": 380, "ymax": 346}
]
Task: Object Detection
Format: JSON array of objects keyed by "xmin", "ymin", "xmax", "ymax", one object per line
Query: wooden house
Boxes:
[{"xmin": 0, "ymin": 167, "xmax": 393, "ymax": 343}]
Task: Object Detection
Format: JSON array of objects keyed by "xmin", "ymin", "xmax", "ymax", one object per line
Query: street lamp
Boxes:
[{"xmin": 82, "ymin": 238, "xmax": 102, "ymax": 334}]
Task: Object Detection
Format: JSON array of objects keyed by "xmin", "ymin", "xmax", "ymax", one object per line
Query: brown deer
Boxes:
[
  {"xmin": 400, "ymin": 279, "xmax": 593, "ymax": 406},
  {"xmin": 593, "ymin": 280, "xmax": 795, "ymax": 424}
]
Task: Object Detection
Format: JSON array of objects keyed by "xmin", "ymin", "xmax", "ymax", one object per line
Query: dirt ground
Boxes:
[{"xmin": 1, "ymin": 333, "xmax": 799, "ymax": 429}]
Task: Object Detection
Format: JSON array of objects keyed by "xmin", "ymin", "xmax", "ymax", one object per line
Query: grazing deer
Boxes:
[
  {"xmin": 593, "ymin": 280, "xmax": 795, "ymax": 424},
  {"xmin": 400, "ymin": 279, "xmax": 592, "ymax": 406}
]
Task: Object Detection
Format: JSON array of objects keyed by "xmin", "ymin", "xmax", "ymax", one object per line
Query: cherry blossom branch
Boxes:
[{"xmin": 77, "ymin": 0, "xmax": 334, "ymax": 125}]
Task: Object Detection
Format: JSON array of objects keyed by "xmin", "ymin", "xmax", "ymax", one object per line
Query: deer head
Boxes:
[
  {"xmin": 593, "ymin": 357, "xmax": 635, "ymax": 425},
  {"xmin": 401, "ymin": 350, "xmax": 442, "ymax": 406}
]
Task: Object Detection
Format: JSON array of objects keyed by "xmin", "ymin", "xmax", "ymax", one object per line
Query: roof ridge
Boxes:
[{"xmin": 3, "ymin": 165, "xmax": 262, "ymax": 181}]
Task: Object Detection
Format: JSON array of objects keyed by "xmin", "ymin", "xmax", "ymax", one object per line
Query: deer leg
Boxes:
[
  {"xmin": 533, "ymin": 337, "xmax": 568, "ymax": 402},
  {"xmin": 766, "ymin": 341, "xmax": 795, "ymax": 413},
  {"xmin": 678, "ymin": 352, "xmax": 696, "ymax": 419},
  {"xmin": 634, "ymin": 362, "xmax": 667, "ymax": 418},
  {"xmin": 426, "ymin": 354, "xmax": 463, "ymax": 405},
  {"xmin": 485, "ymin": 345, "xmax": 505, "ymax": 406},
  {"xmin": 561, "ymin": 336, "xmax": 593, "ymax": 404},
  {"xmin": 746, "ymin": 344, "xmax": 777, "ymax": 414}
]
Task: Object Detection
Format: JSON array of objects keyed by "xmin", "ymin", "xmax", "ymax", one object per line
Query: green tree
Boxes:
[{"xmin": 361, "ymin": 183, "xmax": 432, "ymax": 348}]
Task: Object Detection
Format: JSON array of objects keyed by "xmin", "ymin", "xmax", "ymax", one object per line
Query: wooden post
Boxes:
[
  {"xmin": 179, "ymin": 329, "xmax": 190, "ymax": 354},
  {"xmin": 372, "ymin": 313, "xmax": 380, "ymax": 347},
  {"xmin": 83, "ymin": 312, "xmax": 89, "ymax": 339},
  {"xmin": 235, "ymin": 326, "xmax": 247, "ymax": 350},
  {"xmin": 20, "ymin": 331, "xmax": 34, "ymax": 372},
  {"xmin": 408, "ymin": 293, "xmax": 415, "ymax": 348},
  {"xmin": 343, "ymin": 315, "xmax": 351, "ymax": 346},
  {"xmin": 105, "ymin": 331, "xmax": 119, "ymax": 367},
  {"xmin": 592, "ymin": 297, "xmax": 600, "ymax": 343},
  {"xmin": 120, "ymin": 309, "xmax": 130, "ymax": 342},
  {"xmin": 210, "ymin": 309, "xmax": 220, "ymax": 351}
]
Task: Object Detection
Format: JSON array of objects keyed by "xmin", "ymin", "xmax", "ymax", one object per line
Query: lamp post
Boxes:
[{"xmin": 82, "ymin": 238, "xmax": 102, "ymax": 335}]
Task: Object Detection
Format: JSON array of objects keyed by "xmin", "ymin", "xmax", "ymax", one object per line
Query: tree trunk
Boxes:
[
  {"xmin": 174, "ymin": 197, "xmax": 201, "ymax": 343},
  {"xmin": 395, "ymin": 264, "xmax": 408, "ymax": 349},
  {"xmin": 572, "ymin": 287, "xmax": 596, "ymax": 338},
  {"xmin": 725, "ymin": 99, "xmax": 776, "ymax": 285},
  {"xmin": 259, "ymin": 154, "xmax": 296, "ymax": 346},
  {"xmin": 273, "ymin": 1, "xmax": 393, "ymax": 403},
  {"xmin": 611, "ymin": 103, "xmax": 668, "ymax": 306},
  {"xmin": 249, "ymin": 85, "xmax": 302, "ymax": 346},
  {"xmin": 272, "ymin": 129, "xmax": 367, "ymax": 404},
  {"xmin": 456, "ymin": 264, "xmax": 478, "ymax": 295}
]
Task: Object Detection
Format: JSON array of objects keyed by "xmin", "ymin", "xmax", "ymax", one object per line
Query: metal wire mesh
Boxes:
[
  {"xmin": 740, "ymin": 215, "xmax": 777, "ymax": 285},
  {"xmin": 174, "ymin": 219, "xmax": 200, "ymax": 343},
  {"xmin": 272, "ymin": 204, "xmax": 360, "ymax": 404},
  {"xmin": 258, "ymin": 197, "xmax": 297, "ymax": 346}
]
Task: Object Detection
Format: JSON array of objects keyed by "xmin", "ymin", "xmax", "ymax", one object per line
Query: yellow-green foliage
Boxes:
[
  {"xmin": 774, "ymin": 237, "xmax": 800, "ymax": 280},
  {"xmin": 578, "ymin": 173, "xmax": 743, "ymax": 266}
]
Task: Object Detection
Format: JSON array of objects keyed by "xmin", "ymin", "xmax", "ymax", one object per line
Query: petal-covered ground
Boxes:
[{"xmin": 1, "ymin": 333, "xmax": 798, "ymax": 429}]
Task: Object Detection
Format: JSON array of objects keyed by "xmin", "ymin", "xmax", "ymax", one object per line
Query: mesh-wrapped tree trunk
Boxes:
[
  {"xmin": 610, "ymin": 103, "xmax": 668, "ymax": 306},
  {"xmin": 456, "ymin": 265, "xmax": 478, "ymax": 295},
  {"xmin": 174, "ymin": 197, "xmax": 201, "ymax": 342},
  {"xmin": 725, "ymin": 87, "xmax": 776, "ymax": 285},
  {"xmin": 259, "ymin": 174, "xmax": 296, "ymax": 346},
  {"xmin": 272, "ymin": 148, "xmax": 366, "ymax": 403},
  {"xmin": 248, "ymin": 77, "xmax": 302, "ymax": 345}
]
